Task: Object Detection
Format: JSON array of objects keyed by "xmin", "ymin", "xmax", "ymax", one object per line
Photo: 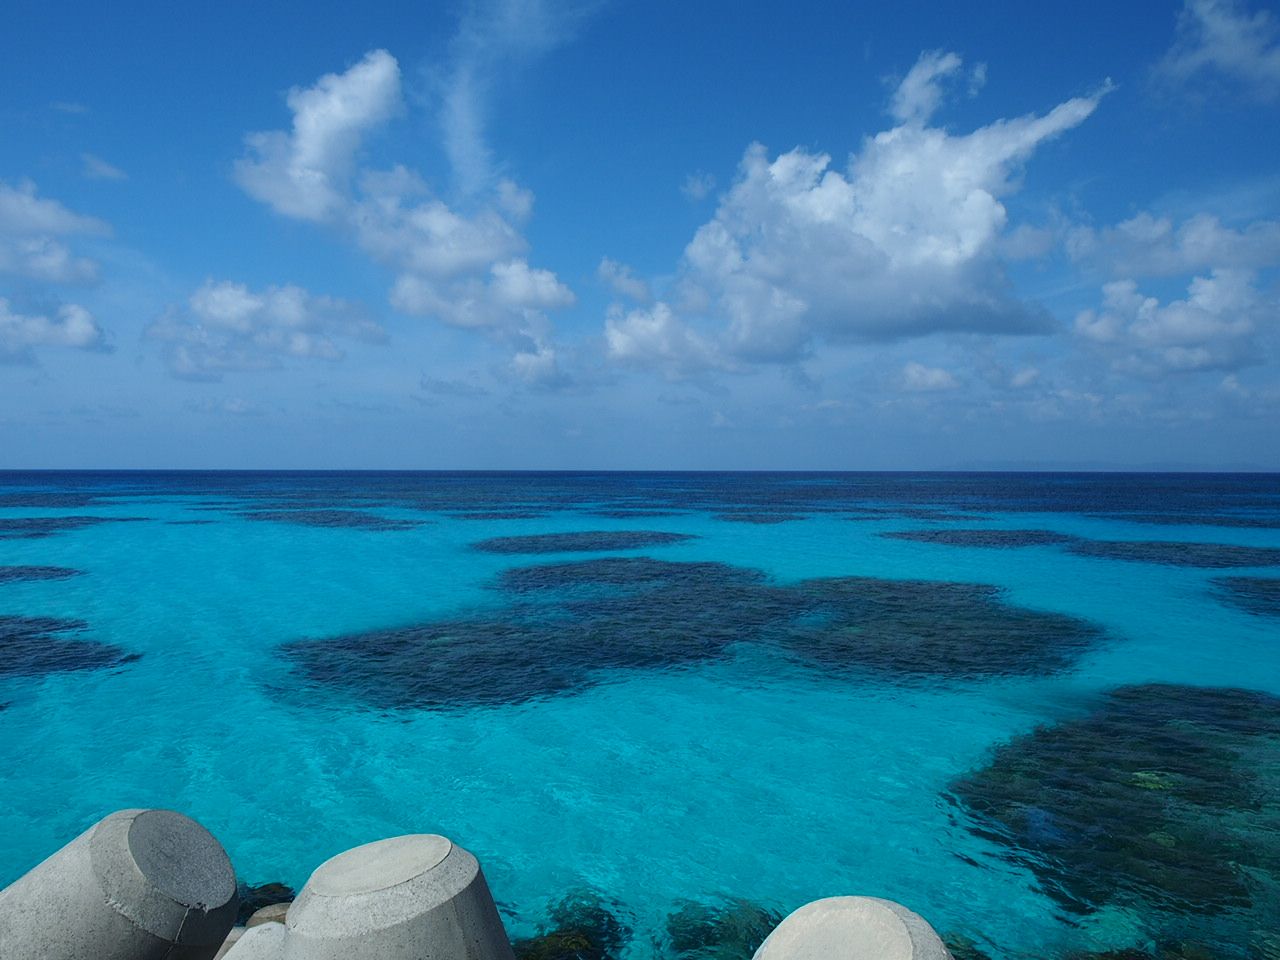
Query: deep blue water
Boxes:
[{"xmin": 1, "ymin": 472, "xmax": 1278, "ymax": 959}]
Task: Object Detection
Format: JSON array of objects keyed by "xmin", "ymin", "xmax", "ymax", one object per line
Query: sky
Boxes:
[{"xmin": 2, "ymin": 0, "xmax": 1279, "ymax": 469}]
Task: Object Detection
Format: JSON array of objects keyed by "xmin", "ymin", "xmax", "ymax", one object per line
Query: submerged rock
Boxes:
[
  {"xmin": 471, "ymin": 531, "xmax": 697, "ymax": 554},
  {"xmin": 0, "ymin": 615, "xmax": 140, "ymax": 677},
  {"xmin": 665, "ymin": 897, "xmax": 783, "ymax": 959},
  {"xmin": 512, "ymin": 892, "xmax": 630, "ymax": 960},
  {"xmin": 950, "ymin": 684, "xmax": 1280, "ymax": 919}
]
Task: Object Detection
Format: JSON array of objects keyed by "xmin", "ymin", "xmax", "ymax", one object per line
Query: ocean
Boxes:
[{"xmin": 1, "ymin": 471, "xmax": 1277, "ymax": 959}]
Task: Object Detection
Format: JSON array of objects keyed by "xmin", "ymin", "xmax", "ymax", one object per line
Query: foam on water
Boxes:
[{"xmin": 0, "ymin": 472, "xmax": 1278, "ymax": 960}]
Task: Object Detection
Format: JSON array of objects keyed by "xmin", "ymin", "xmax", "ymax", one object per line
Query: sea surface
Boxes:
[{"xmin": 1, "ymin": 471, "xmax": 1278, "ymax": 959}]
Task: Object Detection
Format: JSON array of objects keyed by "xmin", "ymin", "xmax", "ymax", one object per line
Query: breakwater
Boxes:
[{"xmin": 0, "ymin": 808, "xmax": 951, "ymax": 960}]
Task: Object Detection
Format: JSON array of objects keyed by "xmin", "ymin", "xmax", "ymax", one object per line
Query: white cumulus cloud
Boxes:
[
  {"xmin": 597, "ymin": 257, "xmax": 651, "ymax": 303},
  {"xmin": 901, "ymin": 361, "xmax": 959, "ymax": 391},
  {"xmin": 1074, "ymin": 269, "xmax": 1269, "ymax": 374},
  {"xmin": 236, "ymin": 45, "xmax": 575, "ymax": 373},
  {"xmin": 662, "ymin": 52, "xmax": 1109, "ymax": 364},
  {"xmin": 145, "ymin": 280, "xmax": 385, "ymax": 380},
  {"xmin": 604, "ymin": 301, "xmax": 722, "ymax": 379},
  {"xmin": 1067, "ymin": 211, "xmax": 1280, "ymax": 277},
  {"xmin": 0, "ymin": 298, "xmax": 107, "ymax": 363},
  {"xmin": 0, "ymin": 180, "xmax": 108, "ymax": 284},
  {"xmin": 235, "ymin": 50, "xmax": 403, "ymax": 222}
]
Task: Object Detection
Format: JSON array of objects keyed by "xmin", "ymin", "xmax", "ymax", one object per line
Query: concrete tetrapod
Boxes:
[
  {"xmin": 0, "ymin": 808, "xmax": 239, "ymax": 960},
  {"xmin": 752, "ymin": 897, "xmax": 952, "ymax": 960},
  {"xmin": 223, "ymin": 833, "xmax": 515, "ymax": 960}
]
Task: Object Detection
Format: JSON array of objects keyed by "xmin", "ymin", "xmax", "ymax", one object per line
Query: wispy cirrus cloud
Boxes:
[{"xmin": 1155, "ymin": 0, "xmax": 1280, "ymax": 101}]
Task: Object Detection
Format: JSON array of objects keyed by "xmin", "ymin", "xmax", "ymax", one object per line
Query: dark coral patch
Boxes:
[
  {"xmin": 586, "ymin": 509, "xmax": 688, "ymax": 519},
  {"xmin": 283, "ymin": 557, "xmax": 1104, "ymax": 710},
  {"xmin": 1066, "ymin": 540, "xmax": 1280, "ymax": 568},
  {"xmin": 0, "ymin": 615, "xmax": 139, "ymax": 677},
  {"xmin": 780, "ymin": 577, "xmax": 1104, "ymax": 680},
  {"xmin": 1102, "ymin": 512, "xmax": 1280, "ymax": 530},
  {"xmin": 950, "ymin": 684, "xmax": 1280, "ymax": 917},
  {"xmin": 471, "ymin": 531, "xmax": 696, "ymax": 554},
  {"xmin": 1211, "ymin": 577, "xmax": 1280, "ymax": 618},
  {"xmin": 881, "ymin": 529, "xmax": 1079, "ymax": 548},
  {"xmin": 665, "ymin": 897, "xmax": 782, "ymax": 960},
  {"xmin": 0, "ymin": 566, "xmax": 84, "ymax": 583},
  {"xmin": 165, "ymin": 519, "xmax": 217, "ymax": 526},
  {"xmin": 0, "ymin": 516, "xmax": 148, "ymax": 540},
  {"xmin": 712, "ymin": 512, "xmax": 804, "ymax": 524},
  {"xmin": 0, "ymin": 492, "xmax": 105, "ymax": 509},
  {"xmin": 452, "ymin": 511, "xmax": 547, "ymax": 520},
  {"xmin": 239, "ymin": 509, "xmax": 424, "ymax": 531},
  {"xmin": 512, "ymin": 892, "xmax": 630, "ymax": 960}
]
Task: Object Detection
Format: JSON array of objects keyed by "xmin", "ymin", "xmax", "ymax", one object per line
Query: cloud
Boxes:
[
  {"xmin": 889, "ymin": 50, "xmax": 964, "ymax": 124},
  {"xmin": 81, "ymin": 154, "xmax": 128, "ymax": 181},
  {"xmin": 420, "ymin": 375, "xmax": 489, "ymax": 397},
  {"xmin": 235, "ymin": 49, "xmax": 403, "ymax": 222},
  {"xmin": 0, "ymin": 298, "xmax": 108, "ymax": 363},
  {"xmin": 1155, "ymin": 0, "xmax": 1280, "ymax": 100},
  {"xmin": 50, "ymin": 101, "xmax": 88, "ymax": 114},
  {"xmin": 597, "ymin": 257, "xmax": 651, "ymax": 303},
  {"xmin": 439, "ymin": 0, "xmax": 596, "ymax": 196},
  {"xmin": 604, "ymin": 301, "xmax": 722, "ymax": 379},
  {"xmin": 0, "ymin": 180, "xmax": 109, "ymax": 237},
  {"xmin": 656, "ymin": 53, "xmax": 1109, "ymax": 365},
  {"xmin": 901, "ymin": 361, "xmax": 959, "ymax": 391},
  {"xmin": 235, "ymin": 45, "xmax": 577, "ymax": 375},
  {"xmin": 0, "ymin": 180, "xmax": 107, "ymax": 284},
  {"xmin": 681, "ymin": 172, "xmax": 716, "ymax": 202},
  {"xmin": 1068, "ymin": 211, "xmax": 1280, "ymax": 277},
  {"xmin": 1074, "ymin": 269, "xmax": 1269, "ymax": 374},
  {"xmin": 145, "ymin": 279, "xmax": 384, "ymax": 380}
]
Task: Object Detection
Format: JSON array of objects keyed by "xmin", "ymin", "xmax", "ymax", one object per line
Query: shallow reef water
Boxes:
[
  {"xmin": 1, "ymin": 471, "xmax": 1278, "ymax": 960},
  {"xmin": 950, "ymin": 684, "xmax": 1280, "ymax": 955},
  {"xmin": 282, "ymin": 557, "xmax": 1107, "ymax": 710},
  {"xmin": 0, "ymin": 615, "xmax": 139, "ymax": 677}
]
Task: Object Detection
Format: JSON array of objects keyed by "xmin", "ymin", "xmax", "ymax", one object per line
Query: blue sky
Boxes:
[{"xmin": 2, "ymin": 0, "xmax": 1279, "ymax": 469}]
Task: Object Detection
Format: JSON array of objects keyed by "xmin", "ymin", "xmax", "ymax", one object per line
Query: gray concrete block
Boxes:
[
  {"xmin": 752, "ymin": 896, "xmax": 952, "ymax": 960},
  {"xmin": 279, "ymin": 834, "xmax": 515, "ymax": 960},
  {"xmin": 0, "ymin": 808, "xmax": 239, "ymax": 960},
  {"xmin": 220, "ymin": 922, "xmax": 286, "ymax": 960},
  {"xmin": 247, "ymin": 903, "xmax": 291, "ymax": 927}
]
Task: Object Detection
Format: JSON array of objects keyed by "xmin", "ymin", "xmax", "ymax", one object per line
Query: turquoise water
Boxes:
[{"xmin": 1, "ymin": 473, "xmax": 1278, "ymax": 958}]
